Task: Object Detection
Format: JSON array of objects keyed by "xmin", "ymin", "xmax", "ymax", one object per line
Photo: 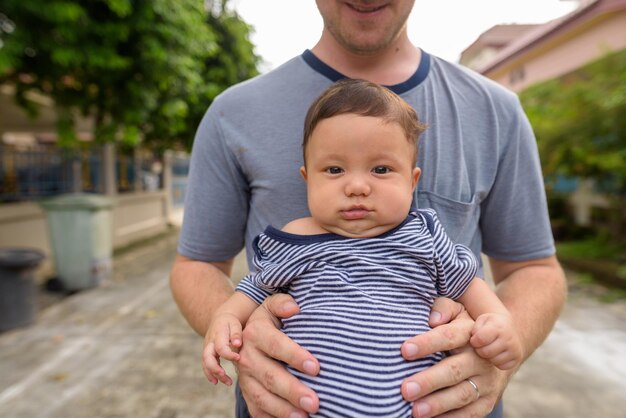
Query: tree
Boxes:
[
  {"xmin": 0, "ymin": 0, "xmax": 259, "ymax": 150},
  {"xmin": 145, "ymin": 3, "xmax": 260, "ymax": 151},
  {"xmin": 521, "ymin": 49, "xmax": 626, "ymax": 241},
  {"xmin": 521, "ymin": 49, "xmax": 626, "ymax": 193}
]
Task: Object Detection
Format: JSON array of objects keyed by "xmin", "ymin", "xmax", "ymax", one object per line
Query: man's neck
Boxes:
[{"xmin": 310, "ymin": 32, "xmax": 421, "ymax": 86}]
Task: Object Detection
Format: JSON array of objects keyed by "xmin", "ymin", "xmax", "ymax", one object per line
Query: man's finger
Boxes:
[
  {"xmin": 261, "ymin": 293, "xmax": 301, "ymax": 321},
  {"xmin": 409, "ymin": 377, "xmax": 481, "ymax": 418},
  {"xmin": 237, "ymin": 332, "xmax": 319, "ymax": 414},
  {"xmin": 401, "ymin": 318, "xmax": 474, "ymax": 360},
  {"xmin": 238, "ymin": 301, "xmax": 320, "ymax": 414},
  {"xmin": 429, "ymin": 297, "xmax": 468, "ymax": 326},
  {"xmin": 245, "ymin": 308, "xmax": 320, "ymax": 376},
  {"xmin": 239, "ymin": 370, "xmax": 308, "ymax": 418},
  {"xmin": 402, "ymin": 350, "xmax": 483, "ymax": 401},
  {"xmin": 411, "ymin": 377, "xmax": 496, "ymax": 418}
]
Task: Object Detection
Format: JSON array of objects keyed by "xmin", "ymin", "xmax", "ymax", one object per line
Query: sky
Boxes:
[{"xmin": 232, "ymin": 0, "xmax": 580, "ymax": 72}]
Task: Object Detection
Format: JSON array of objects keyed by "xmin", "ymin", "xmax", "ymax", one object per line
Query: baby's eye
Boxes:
[
  {"xmin": 326, "ymin": 166, "xmax": 343, "ymax": 174},
  {"xmin": 372, "ymin": 166, "xmax": 391, "ymax": 174}
]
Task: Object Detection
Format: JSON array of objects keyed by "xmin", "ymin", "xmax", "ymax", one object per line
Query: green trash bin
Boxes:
[{"xmin": 40, "ymin": 193, "xmax": 113, "ymax": 291}]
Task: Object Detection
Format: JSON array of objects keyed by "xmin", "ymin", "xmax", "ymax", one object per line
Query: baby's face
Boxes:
[{"xmin": 301, "ymin": 114, "xmax": 420, "ymax": 238}]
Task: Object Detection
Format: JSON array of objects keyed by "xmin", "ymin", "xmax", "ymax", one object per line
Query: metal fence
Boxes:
[
  {"xmin": 0, "ymin": 144, "xmax": 165, "ymax": 203},
  {"xmin": 170, "ymin": 152, "xmax": 190, "ymax": 208}
]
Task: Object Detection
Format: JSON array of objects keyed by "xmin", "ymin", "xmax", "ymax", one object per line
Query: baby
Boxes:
[{"xmin": 203, "ymin": 79, "xmax": 523, "ymax": 417}]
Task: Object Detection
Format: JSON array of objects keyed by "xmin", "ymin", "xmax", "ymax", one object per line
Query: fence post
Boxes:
[
  {"xmin": 71, "ymin": 158, "xmax": 83, "ymax": 193},
  {"xmin": 133, "ymin": 148, "xmax": 142, "ymax": 192},
  {"xmin": 102, "ymin": 143, "xmax": 117, "ymax": 196},
  {"xmin": 163, "ymin": 150, "xmax": 173, "ymax": 223}
]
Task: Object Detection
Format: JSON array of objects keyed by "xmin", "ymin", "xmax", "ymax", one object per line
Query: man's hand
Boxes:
[
  {"xmin": 400, "ymin": 297, "xmax": 512, "ymax": 417},
  {"xmin": 237, "ymin": 293, "xmax": 320, "ymax": 418}
]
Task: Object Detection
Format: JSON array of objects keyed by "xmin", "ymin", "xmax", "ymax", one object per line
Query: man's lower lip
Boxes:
[
  {"xmin": 341, "ymin": 210, "xmax": 370, "ymax": 219},
  {"xmin": 347, "ymin": 4, "xmax": 386, "ymax": 14}
]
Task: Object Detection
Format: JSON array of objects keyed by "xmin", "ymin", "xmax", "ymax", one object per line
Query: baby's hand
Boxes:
[
  {"xmin": 202, "ymin": 313, "xmax": 243, "ymax": 386},
  {"xmin": 469, "ymin": 312, "xmax": 523, "ymax": 370}
]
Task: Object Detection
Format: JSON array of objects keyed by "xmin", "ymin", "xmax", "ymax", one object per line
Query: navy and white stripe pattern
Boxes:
[{"xmin": 236, "ymin": 209, "xmax": 478, "ymax": 417}]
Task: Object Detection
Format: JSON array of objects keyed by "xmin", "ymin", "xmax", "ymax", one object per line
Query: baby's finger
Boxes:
[
  {"xmin": 219, "ymin": 348, "xmax": 241, "ymax": 362},
  {"xmin": 474, "ymin": 336, "xmax": 508, "ymax": 360},
  {"xmin": 203, "ymin": 343, "xmax": 228, "ymax": 375},
  {"xmin": 202, "ymin": 355, "xmax": 234, "ymax": 386},
  {"xmin": 201, "ymin": 353, "xmax": 219, "ymax": 385},
  {"xmin": 215, "ymin": 370, "xmax": 234, "ymax": 386},
  {"xmin": 494, "ymin": 358, "xmax": 518, "ymax": 370},
  {"xmin": 470, "ymin": 326, "xmax": 498, "ymax": 348},
  {"xmin": 214, "ymin": 337, "xmax": 241, "ymax": 362},
  {"xmin": 213, "ymin": 324, "xmax": 241, "ymax": 361},
  {"xmin": 229, "ymin": 322, "xmax": 243, "ymax": 348},
  {"xmin": 203, "ymin": 367, "xmax": 218, "ymax": 385},
  {"xmin": 487, "ymin": 348, "xmax": 517, "ymax": 370},
  {"xmin": 202, "ymin": 342, "xmax": 219, "ymax": 367}
]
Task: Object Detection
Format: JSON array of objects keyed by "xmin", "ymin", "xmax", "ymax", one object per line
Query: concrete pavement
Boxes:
[
  {"xmin": 0, "ymin": 229, "xmax": 243, "ymax": 418},
  {"xmin": 1, "ymin": 228, "xmax": 625, "ymax": 417}
]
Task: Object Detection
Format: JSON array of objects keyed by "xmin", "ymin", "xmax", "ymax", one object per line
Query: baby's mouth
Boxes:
[{"xmin": 341, "ymin": 206, "xmax": 371, "ymax": 220}]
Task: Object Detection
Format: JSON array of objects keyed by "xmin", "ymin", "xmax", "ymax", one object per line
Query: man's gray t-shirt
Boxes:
[{"xmin": 178, "ymin": 50, "xmax": 555, "ymax": 275}]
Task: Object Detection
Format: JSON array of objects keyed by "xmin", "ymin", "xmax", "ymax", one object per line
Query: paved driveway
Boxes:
[{"xmin": 1, "ymin": 231, "xmax": 624, "ymax": 417}]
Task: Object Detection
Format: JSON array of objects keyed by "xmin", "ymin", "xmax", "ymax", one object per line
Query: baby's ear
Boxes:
[
  {"xmin": 412, "ymin": 167, "xmax": 421, "ymax": 189},
  {"xmin": 300, "ymin": 166, "xmax": 308, "ymax": 182}
]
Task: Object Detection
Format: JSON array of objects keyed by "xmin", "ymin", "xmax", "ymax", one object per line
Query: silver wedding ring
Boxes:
[{"xmin": 467, "ymin": 378, "xmax": 480, "ymax": 400}]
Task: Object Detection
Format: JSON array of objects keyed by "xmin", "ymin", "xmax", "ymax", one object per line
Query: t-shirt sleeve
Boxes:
[
  {"xmin": 480, "ymin": 97, "xmax": 555, "ymax": 261},
  {"xmin": 234, "ymin": 233, "xmax": 296, "ymax": 304},
  {"xmin": 425, "ymin": 210, "xmax": 478, "ymax": 300},
  {"xmin": 177, "ymin": 103, "xmax": 250, "ymax": 262},
  {"xmin": 235, "ymin": 274, "xmax": 274, "ymax": 305}
]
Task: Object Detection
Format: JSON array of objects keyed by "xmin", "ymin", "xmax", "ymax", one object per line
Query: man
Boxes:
[{"xmin": 170, "ymin": 1, "xmax": 567, "ymax": 417}]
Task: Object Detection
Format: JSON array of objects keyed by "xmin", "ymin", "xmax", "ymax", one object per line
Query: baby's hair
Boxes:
[{"xmin": 302, "ymin": 79, "xmax": 427, "ymax": 164}]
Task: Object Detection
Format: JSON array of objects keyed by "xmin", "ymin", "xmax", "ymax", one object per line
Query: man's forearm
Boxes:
[
  {"xmin": 170, "ymin": 254, "xmax": 236, "ymax": 336},
  {"xmin": 492, "ymin": 256, "xmax": 567, "ymax": 360}
]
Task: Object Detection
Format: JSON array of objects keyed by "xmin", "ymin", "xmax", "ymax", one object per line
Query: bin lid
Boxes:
[
  {"xmin": 0, "ymin": 248, "xmax": 45, "ymax": 269},
  {"xmin": 39, "ymin": 193, "xmax": 113, "ymax": 211}
]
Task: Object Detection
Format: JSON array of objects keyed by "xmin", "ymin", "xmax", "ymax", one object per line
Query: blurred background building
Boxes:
[{"xmin": 460, "ymin": 0, "xmax": 626, "ymax": 92}]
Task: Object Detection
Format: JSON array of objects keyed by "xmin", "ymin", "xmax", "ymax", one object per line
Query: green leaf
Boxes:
[{"xmin": 2, "ymin": 0, "xmax": 259, "ymax": 150}]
